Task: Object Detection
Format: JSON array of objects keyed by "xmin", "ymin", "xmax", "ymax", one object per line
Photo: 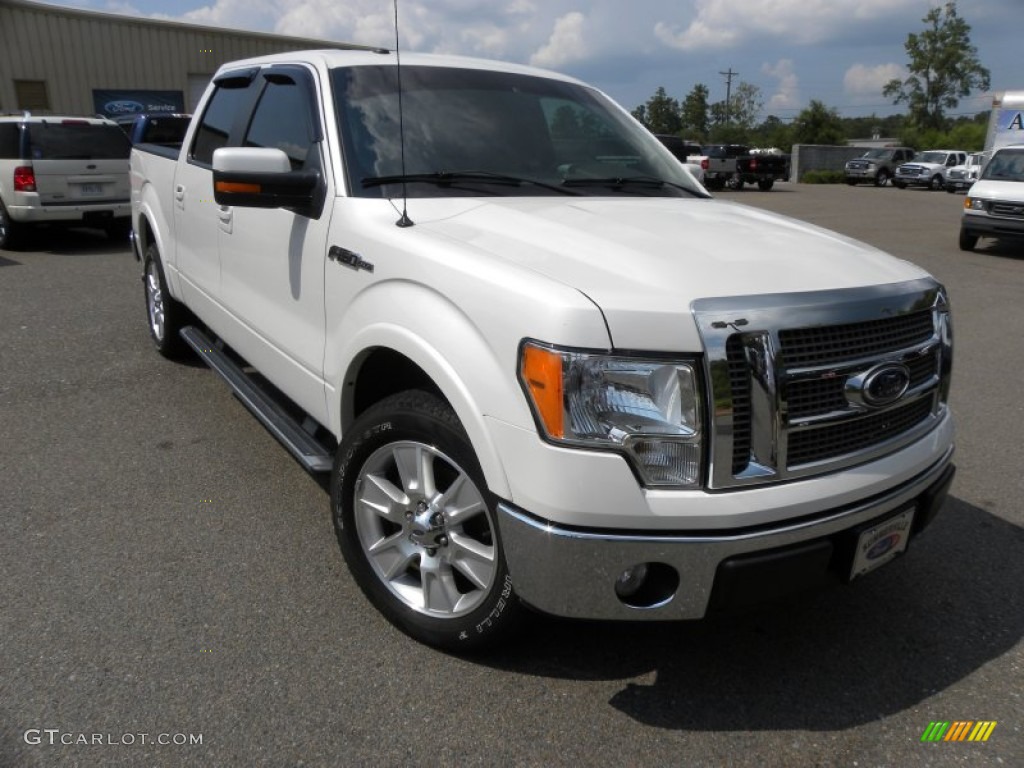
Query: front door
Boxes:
[{"xmin": 217, "ymin": 66, "xmax": 332, "ymax": 425}]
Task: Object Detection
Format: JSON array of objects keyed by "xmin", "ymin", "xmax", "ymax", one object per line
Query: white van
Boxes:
[{"xmin": 960, "ymin": 144, "xmax": 1024, "ymax": 250}]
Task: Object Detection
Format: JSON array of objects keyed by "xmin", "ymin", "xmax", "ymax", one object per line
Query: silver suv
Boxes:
[
  {"xmin": 893, "ymin": 149, "xmax": 968, "ymax": 191},
  {"xmin": 0, "ymin": 114, "xmax": 131, "ymax": 249}
]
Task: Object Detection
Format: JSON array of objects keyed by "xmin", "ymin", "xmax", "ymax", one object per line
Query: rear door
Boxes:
[
  {"xmin": 172, "ymin": 71, "xmax": 259, "ymax": 305},
  {"xmin": 23, "ymin": 119, "xmax": 130, "ymax": 206}
]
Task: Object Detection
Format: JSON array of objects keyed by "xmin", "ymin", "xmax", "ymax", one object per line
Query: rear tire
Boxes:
[
  {"xmin": 0, "ymin": 200, "xmax": 24, "ymax": 250},
  {"xmin": 332, "ymin": 390, "xmax": 525, "ymax": 652},
  {"xmin": 757, "ymin": 179, "xmax": 774, "ymax": 191},
  {"xmin": 958, "ymin": 228, "xmax": 978, "ymax": 252},
  {"xmin": 143, "ymin": 242, "xmax": 189, "ymax": 358}
]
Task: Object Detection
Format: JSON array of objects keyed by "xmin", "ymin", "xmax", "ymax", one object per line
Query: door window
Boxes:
[
  {"xmin": 190, "ymin": 82, "xmax": 253, "ymax": 166},
  {"xmin": 243, "ymin": 77, "xmax": 316, "ymax": 171}
]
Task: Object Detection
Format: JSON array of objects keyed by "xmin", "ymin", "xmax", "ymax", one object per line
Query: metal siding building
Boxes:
[{"xmin": 0, "ymin": 0, "xmax": 367, "ymax": 116}]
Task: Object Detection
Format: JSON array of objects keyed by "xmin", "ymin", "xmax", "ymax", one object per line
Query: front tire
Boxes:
[
  {"xmin": 958, "ymin": 228, "xmax": 978, "ymax": 252},
  {"xmin": 332, "ymin": 391, "xmax": 524, "ymax": 651},
  {"xmin": 929, "ymin": 174, "xmax": 944, "ymax": 191},
  {"xmin": 143, "ymin": 243, "xmax": 189, "ymax": 358},
  {"xmin": 894, "ymin": 181, "xmax": 907, "ymax": 189},
  {"xmin": 874, "ymin": 170, "xmax": 890, "ymax": 187}
]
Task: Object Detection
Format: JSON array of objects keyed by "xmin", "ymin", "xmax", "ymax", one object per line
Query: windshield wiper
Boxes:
[
  {"xmin": 362, "ymin": 171, "xmax": 580, "ymax": 196},
  {"xmin": 561, "ymin": 175, "xmax": 709, "ymax": 197}
]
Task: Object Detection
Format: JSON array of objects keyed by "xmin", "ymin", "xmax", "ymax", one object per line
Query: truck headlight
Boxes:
[
  {"xmin": 964, "ymin": 197, "xmax": 985, "ymax": 211},
  {"xmin": 519, "ymin": 342, "xmax": 703, "ymax": 487}
]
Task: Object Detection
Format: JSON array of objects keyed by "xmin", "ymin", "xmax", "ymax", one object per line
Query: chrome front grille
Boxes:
[
  {"xmin": 989, "ymin": 201, "xmax": 1024, "ymax": 219},
  {"xmin": 694, "ymin": 280, "xmax": 952, "ymax": 489}
]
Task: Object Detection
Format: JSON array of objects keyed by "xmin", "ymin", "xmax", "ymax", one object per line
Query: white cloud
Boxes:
[
  {"xmin": 654, "ymin": 0, "xmax": 921, "ymax": 51},
  {"xmin": 843, "ymin": 62, "xmax": 905, "ymax": 95},
  {"xmin": 762, "ymin": 59, "xmax": 800, "ymax": 112},
  {"xmin": 528, "ymin": 11, "xmax": 587, "ymax": 69}
]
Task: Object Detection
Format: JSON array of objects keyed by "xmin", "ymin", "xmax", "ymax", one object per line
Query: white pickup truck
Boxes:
[{"xmin": 131, "ymin": 49, "xmax": 955, "ymax": 650}]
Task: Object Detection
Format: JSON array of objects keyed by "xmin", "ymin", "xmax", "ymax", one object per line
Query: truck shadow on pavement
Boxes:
[
  {"xmin": 13, "ymin": 226, "xmax": 130, "ymax": 255},
  {"xmin": 484, "ymin": 496, "xmax": 1023, "ymax": 731},
  {"xmin": 972, "ymin": 239, "xmax": 1024, "ymax": 261}
]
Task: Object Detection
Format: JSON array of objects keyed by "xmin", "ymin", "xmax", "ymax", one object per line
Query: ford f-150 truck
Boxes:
[
  {"xmin": 131, "ymin": 50, "xmax": 955, "ymax": 651},
  {"xmin": 685, "ymin": 144, "xmax": 788, "ymax": 191}
]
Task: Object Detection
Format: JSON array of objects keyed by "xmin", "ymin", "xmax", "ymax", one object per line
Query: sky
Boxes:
[{"xmin": 36, "ymin": 0, "xmax": 1018, "ymax": 122}]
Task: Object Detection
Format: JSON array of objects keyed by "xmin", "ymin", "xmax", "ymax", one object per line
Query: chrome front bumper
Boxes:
[{"xmin": 496, "ymin": 445, "xmax": 955, "ymax": 620}]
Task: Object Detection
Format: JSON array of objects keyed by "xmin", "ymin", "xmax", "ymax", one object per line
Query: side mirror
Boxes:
[{"xmin": 212, "ymin": 147, "xmax": 321, "ymax": 215}]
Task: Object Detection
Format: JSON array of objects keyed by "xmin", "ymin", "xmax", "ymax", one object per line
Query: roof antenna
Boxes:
[{"xmin": 393, "ymin": 0, "xmax": 414, "ymax": 227}]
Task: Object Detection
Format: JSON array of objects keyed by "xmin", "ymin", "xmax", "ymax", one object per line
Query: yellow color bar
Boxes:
[{"xmin": 968, "ymin": 721, "xmax": 997, "ymax": 742}]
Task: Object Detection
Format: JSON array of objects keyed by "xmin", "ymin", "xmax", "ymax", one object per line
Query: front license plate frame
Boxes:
[{"xmin": 850, "ymin": 506, "xmax": 915, "ymax": 580}]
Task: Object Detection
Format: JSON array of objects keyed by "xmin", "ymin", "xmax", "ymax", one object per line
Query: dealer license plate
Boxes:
[
  {"xmin": 850, "ymin": 506, "xmax": 915, "ymax": 579},
  {"xmin": 79, "ymin": 183, "xmax": 102, "ymax": 196}
]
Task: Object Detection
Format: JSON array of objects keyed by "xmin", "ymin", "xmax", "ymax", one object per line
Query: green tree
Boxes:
[
  {"xmin": 637, "ymin": 86, "xmax": 681, "ymax": 135},
  {"xmin": 793, "ymin": 100, "xmax": 846, "ymax": 145},
  {"xmin": 680, "ymin": 83, "xmax": 710, "ymax": 140},
  {"xmin": 710, "ymin": 81, "xmax": 763, "ymax": 134},
  {"xmin": 753, "ymin": 115, "xmax": 794, "ymax": 152},
  {"xmin": 883, "ymin": 1, "xmax": 990, "ymax": 131}
]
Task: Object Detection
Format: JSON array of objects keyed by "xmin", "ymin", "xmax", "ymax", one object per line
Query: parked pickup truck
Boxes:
[
  {"xmin": 115, "ymin": 112, "xmax": 192, "ymax": 146},
  {"xmin": 844, "ymin": 147, "xmax": 915, "ymax": 187},
  {"xmin": 893, "ymin": 149, "xmax": 968, "ymax": 190},
  {"xmin": 131, "ymin": 50, "xmax": 955, "ymax": 650},
  {"xmin": 945, "ymin": 152, "xmax": 986, "ymax": 194},
  {"xmin": 687, "ymin": 144, "xmax": 788, "ymax": 190},
  {"xmin": 959, "ymin": 144, "xmax": 1024, "ymax": 250}
]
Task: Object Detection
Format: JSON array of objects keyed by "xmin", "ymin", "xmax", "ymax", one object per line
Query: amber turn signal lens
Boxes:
[
  {"xmin": 215, "ymin": 181, "xmax": 261, "ymax": 194},
  {"xmin": 520, "ymin": 345, "xmax": 564, "ymax": 439}
]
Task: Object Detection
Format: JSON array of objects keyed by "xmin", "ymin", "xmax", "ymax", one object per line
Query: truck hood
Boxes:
[{"xmin": 413, "ymin": 196, "xmax": 929, "ymax": 351}]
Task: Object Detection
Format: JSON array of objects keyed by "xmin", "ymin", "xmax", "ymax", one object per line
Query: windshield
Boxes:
[
  {"xmin": 917, "ymin": 151, "xmax": 948, "ymax": 164},
  {"xmin": 332, "ymin": 65, "xmax": 706, "ymax": 198},
  {"xmin": 862, "ymin": 149, "xmax": 890, "ymax": 159},
  {"xmin": 25, "ymin": 122, "xmax": 130, "ymax": 159},
  {"xmin": 981, "ymin": 149, "xmax": 1024, "ymax": 181}
]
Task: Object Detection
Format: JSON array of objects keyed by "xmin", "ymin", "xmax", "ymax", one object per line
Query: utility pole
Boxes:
[{"xmin": 720, "ymin": 67, "xmax": 738, "ymax": 123}]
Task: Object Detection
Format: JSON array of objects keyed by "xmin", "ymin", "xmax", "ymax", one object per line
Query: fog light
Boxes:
[{"xmin": 615, "ymin": 563, "xmax": 649, "ymax": 599}]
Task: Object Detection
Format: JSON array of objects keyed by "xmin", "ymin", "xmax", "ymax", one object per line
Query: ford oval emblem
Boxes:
[
  {"xmin": 845, "ymin": 363, "xmax": 911, "ymax": 408},
  {"xmin": 104, "ymin": 100, "xmax": 144, "ymax": 115},
  {"xmin": 867, "ymin": 532, "xmax": 901, "ymax": 560},
  {"xmin": 864, "ymin": 364, "xmax": 911, "ymax": 406}
]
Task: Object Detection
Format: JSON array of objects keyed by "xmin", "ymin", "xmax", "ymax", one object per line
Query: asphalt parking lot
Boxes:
[{"xmin": 1, "ymin": 184, "xmax": 1021, "ymax": 767}]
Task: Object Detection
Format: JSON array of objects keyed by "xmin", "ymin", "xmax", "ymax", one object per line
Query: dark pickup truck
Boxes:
[
  {"xmin": 689, "ymin": 144, "xmax": 789, "ymax": 191},
  {"xmin": 114, "ymin": 113, "xmax": 191, "ymax": 146}
]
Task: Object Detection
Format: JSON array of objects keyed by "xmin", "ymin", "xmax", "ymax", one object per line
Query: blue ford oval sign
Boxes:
[{"xmin": 104, "ymin": 100, "xmax": 145, "ymax": 115}]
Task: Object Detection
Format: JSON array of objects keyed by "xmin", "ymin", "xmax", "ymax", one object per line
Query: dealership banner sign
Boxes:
[{"xmin": 92, "ymin": 89, "xmax": 185, "ymax": 118}]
